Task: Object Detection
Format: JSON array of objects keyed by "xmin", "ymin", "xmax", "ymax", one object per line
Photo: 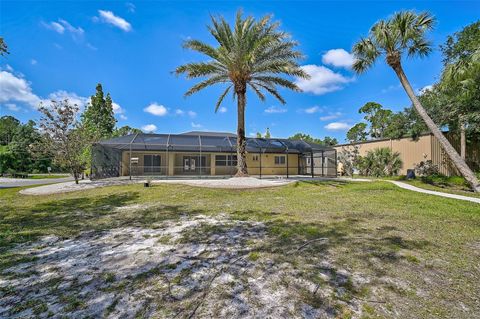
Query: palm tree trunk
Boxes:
[
  {"xmin": 235, "ymin": 91, "xmax": 248, "ymax": 177},
  {"xmin": 392, "ymin": 64, "xmax": 480, "ymax": 192},
  {"xmin": 460, "ymin": 119, "xmax": 466, "ymax": 160}
]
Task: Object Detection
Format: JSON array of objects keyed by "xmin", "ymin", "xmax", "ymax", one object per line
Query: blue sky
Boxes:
[{"xmin": 1, "ymin": 1, "xmax": 479, "ymax": 142}]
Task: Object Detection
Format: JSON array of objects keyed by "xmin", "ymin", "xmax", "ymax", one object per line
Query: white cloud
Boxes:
[
  {"xmin": 265, "ymin": 105, "xmax": 287, "ymax": 114},
  {"xmin": 5, "ymin": 103, "xmax": 20, "ymax": 112},
  {"xmin": 175, "ymin": 109, "xmax": 196, "ymax": 117},
  {"xmin": 296, "ymin": 65, "xmax": 353, "ymax": 95},
  {"xmin": 218, "ymin": 106, "xmax": 227, "ymax": 113},
  {"xmin": 43, "ymin": 21, "xmax": 65, "ymax": 34},
  {"xmin": 43, "ymin": 90, "xmax": 89, "ymax": 109},
  {"xmin": 43, "ymin": 19, "xmax": 84, "ymax": 41},
  {"xmin": 141, "ymin": 124, "xmax": 157, "ymax": 133},
  {"xmin": 322, "ymin": 49, "xmax": 356, "ymax": 68},
  {"xmin": 111, "ymin": 102, "xmax": 124, "ymax": 114},
  {"xmin": 418, "ymin": 85, "xmax": 433, "ymax": 94},
  {"xmin": 144, "ymin": 103, "xmax": 168, "ymax": 116},
  {"xmin": 31, "ymin": 59, "xmax": 37, "ymax": 65},
  {"xmin": 191, "ymin": 122, "xmax": 202, "ymax": 128},
  {"xmin": 304, "ymin": 106, "xmax": 321, "ymax": 114},
  {"xmin": 0, "ymin": 70, "xmax": 42, "ymax": 108},
  {"xmin": 111, "ymin": 102, "xmax": 127, "ymax": 120},
  {"xmin": 97, "ymin": 10, "xmax": 132, "ymax": 32},
  {"xmin": 126, "ymin": 2, "xmax": 136, "ymax": 13},
  {"xmin": 0, "ymin": 69, "xmax": 93, "ymax": 110},
  {"xmin": 324, "ymin": 122, "xmax": 351, "ymax": 131},
  {"xmin": 319, "ymin": 112, "xmax": 342, "ymax": 121},
  {"xmin": 381, "ymin": 84, "xmax": 402, "ymax": 94}
]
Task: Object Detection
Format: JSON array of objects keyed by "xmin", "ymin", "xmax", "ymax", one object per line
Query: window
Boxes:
[
  {"xmin": 215, "ymin": 155, "xmax": 238, "ymax": 166},
  {"xmin": 274, "ymin": 156, "xmax": 286, "ymax": 165},
  {"xmin": 306, "ymin": 157, "xmax": 311, "ymax": 165},
  {"xmin": 144, "ymin": 155, "xmax": 161, "ymax": 173},
  {"xmin": 252, "ymin": 155, "xmax": 259, "ymax": 161}
]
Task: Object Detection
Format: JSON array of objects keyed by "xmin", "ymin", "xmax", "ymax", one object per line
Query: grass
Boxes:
[
  {"xmin": 28, "ymin": 174, "xmax": 70, "ymax": 179},
  {"xmin": 404, "ymin": 177, "xmax": 480, "ymax": 198},
  {"xmin": 1, "ymin": 181, "xmax": 479, "ymax": 318}
]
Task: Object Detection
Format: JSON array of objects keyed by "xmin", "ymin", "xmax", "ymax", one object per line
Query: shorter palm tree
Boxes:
[
  {"xmin": 175, "ymin": 10, "xmax": 308, "ymax": 176},
  {"xmin": 352, "ymin": 11, "xmax": 480, "ymax": 192}
]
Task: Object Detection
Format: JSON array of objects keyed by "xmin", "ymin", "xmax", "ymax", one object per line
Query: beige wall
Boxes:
[
  {"xmin": 121, "ymin": 151, "xmax": 299, "ymax": 176},
  {"xmin": 335, "ymin": 135, "xmax": 432, "ymax": 175},
  {"xmin": 335, "ymin": 133, "xmax": 480, "ymax": 176}
]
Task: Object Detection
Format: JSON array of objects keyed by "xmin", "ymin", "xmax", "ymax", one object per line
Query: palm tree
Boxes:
[
  {"xmin": 352, "ymin": 11, "xmax": 480, "ymax": 192},
  {"xmin": 176, "ymin": 10, "xmax": 308, "ymax": 176}
]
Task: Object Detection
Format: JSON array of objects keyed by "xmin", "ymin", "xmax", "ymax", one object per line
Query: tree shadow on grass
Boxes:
[{"xmin": 0, "ymin": 192, "xmax": 205, "ymax": 254}]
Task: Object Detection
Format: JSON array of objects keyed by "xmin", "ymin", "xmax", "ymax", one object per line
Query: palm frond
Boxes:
[
  {"xmin": 252, "ymin": 82, "xmax": 286, "ymax": 104},
  {"xmin": 184, "ymin": 75, "xmax": 229, "ymax": 96},
  {"xmin": 175, "ymin": 62, "xmax": 227, "ymax": 78},
  {"xmin": 215, "ymin": 85, "xmax": 232, "ymax": 112},
  {"xmin": 248, "ymin": 83, "xmax": 266, "ymax": 102}
]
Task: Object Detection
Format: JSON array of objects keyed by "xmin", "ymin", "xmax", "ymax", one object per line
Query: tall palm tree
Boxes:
[
  {"xmin": 176, "ymin": 10, "xmax": 308, "ymax": 176},
  {"xmin": 352, "ymin": 11, "xmax": 480, "ymax": 192}
]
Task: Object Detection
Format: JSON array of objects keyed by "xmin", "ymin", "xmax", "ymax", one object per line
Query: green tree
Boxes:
[
  {"xmin": 112, "ymin": 126, "xmax": 143, "ymax": 137},
  {"xmin": 82, "ymin": 84, "xmax": 116, "ymax": 139},
  {"xmin": 8, "ymin": 120, "xmax": 41, "ymax": 172},
  {"xmin": 358, "ymin": 102, "xmax": 393, "ymax": 138},
  {"xmin": 38, "ymin": 99, "xmax": 92, "ymax": 184},
  {"xmin": 176, "ymin": 10, "xmax": 308, "ymax": 176},
  {"xmin": 288, "ymin": 133, "xmax": 337, "ymax": 145},
  {"xmin": 0, "ymin": 116, "xmax": 20, "ymax": 145},
  {"xmin": 0, "ymin": 37, "xmax": 8, "ymax": 56},
  {"xmin": 322, "ymin": 136, "xmax": 338, "ymax": 146},
  {"xmin": 352, "ymin": 11, "xmax": 480, "ymax": 192},
  {"xmin": 441, "ymin": 21, "xmax": 480, "ymax": 65},
  {"xmin": 346, "ymin": 123, "xmax": 368, "ymax": 142}
]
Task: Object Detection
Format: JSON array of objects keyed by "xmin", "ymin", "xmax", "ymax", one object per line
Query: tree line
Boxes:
[{"xmin": 0, "ymin": 83, "xmax": 142, "ymax": 183}]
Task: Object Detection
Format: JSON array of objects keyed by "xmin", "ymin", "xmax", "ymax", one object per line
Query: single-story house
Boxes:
[
  {"xmin": 91, "ymin": 131, "xmax": 337, "ymax": 179},
  {"xmin": 334, "ymin": 132, "xmax": 480, "ymax": 176}
]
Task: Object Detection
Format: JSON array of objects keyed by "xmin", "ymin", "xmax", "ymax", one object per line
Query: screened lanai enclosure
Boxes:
[{"xmin": 91, "ymin": 132, "xmax": 337, "ymax": 179}]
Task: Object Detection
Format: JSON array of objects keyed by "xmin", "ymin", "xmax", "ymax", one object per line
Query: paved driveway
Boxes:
[{"xmin": 0, "ymin": 176, "xmax": 75, "ymax": 189}]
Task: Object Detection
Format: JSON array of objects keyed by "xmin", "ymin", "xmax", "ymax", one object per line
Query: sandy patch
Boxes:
[
  {"xmin": 0, "ymin": 213, "xmax": 366, "ymax": 318},
  {"xmin": 152, "ymin": 177, "xmax": 293, "ymax": 189}
]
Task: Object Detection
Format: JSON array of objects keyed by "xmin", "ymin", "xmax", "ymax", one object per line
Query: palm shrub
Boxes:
[
  {"xmin": 176, "ymin": 10, "xmax": 308, "ymax": 176},
  {"xmin": 358, "ymin": 147, "xmax": 403, "ymax": 177}
]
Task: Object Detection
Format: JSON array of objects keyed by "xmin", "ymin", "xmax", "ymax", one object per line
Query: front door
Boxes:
[{"xmin": 183, "ymin": 156, "xmax": 206, "ymax": 174}]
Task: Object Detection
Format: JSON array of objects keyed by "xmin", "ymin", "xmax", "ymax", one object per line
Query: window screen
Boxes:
[
  {"xmin": 215, "ymin": 155, "xmax": 237, "ymax": 166},
  {"xmin": 144, "ymin": 155, "xmax": 161, "ymax": 172},
  {"xmin": 274, "ymin": 156, "xmax": 286, "ymax": 165}
]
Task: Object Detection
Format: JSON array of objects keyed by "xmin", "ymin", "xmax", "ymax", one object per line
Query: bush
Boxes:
[
  {"xmin": 415, "ymin": 160, "xmax": 439, "ymax": 176},
  {"xmin": 357, "ymin": 147, "xmax": 403, "ymax": 177}
]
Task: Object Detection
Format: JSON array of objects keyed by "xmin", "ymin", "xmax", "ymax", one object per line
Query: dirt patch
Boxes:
[{"xmin": 0, "ymin": 213, "xmax": 371, "ymax": 318}]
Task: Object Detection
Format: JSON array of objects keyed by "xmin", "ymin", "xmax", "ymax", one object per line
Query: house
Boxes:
[
  {"xmin": 91, "ymin": 131, "xmax": 337, "ymax": 179},
  {"xmin": 334, "ymin": 132, "xmax": 480, "ymax": 176}
]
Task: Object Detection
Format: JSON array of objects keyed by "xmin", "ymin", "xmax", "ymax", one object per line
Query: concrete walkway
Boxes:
[
  {"xmin": 389, "ymin": 180, "xmax": 480, "ymax": 204},
  {"xmin": 0, "ymin": 176, "xmax": 74, "ymax": 189}
]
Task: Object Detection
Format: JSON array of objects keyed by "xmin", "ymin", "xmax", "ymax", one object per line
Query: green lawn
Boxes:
[
  {"xmin": 28, "ymin": 174, "xmax": 70, "ymax": 179},
  {"xmin": 1, "ymin": 181, "xmax": 479, "ymax": 318}
]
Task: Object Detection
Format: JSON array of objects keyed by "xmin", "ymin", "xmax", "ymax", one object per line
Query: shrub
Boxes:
[
  {"xmin": 337, "ymin": 146, "xmax": 360, "ymax": 176},
  {"xmin": 414, "ymin": 160, "xmax": 439, "ymax": 176},
  {"xmin": 357, "ymin": 147, "xmax": 403, "ymax": 177}
]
